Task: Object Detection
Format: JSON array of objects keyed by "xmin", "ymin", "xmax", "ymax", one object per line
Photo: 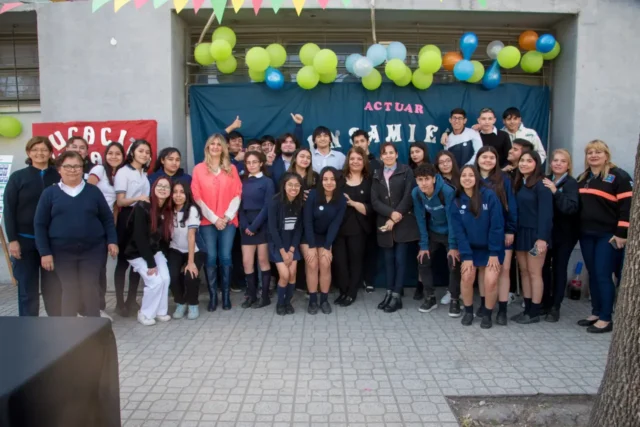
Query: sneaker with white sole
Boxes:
[
  {"xmin": 99, "ymin": 310, "xmax": 113, "ymax": 321},
  {"xmin": 173, "ymin": 304, "xmax": 186, "ymax": 319},
  {"xmin": 137, "ymin": 312, "xmax": 156, "ymax": 326},
  {"xmin": 418, "ymin": 297, "xmax": 437, "ymax": 313},
  {"xmin": 156, "ymin": 314, "xmax": 171, "ymax": 322},
  {"xmin": 440, "ymin": 291, "xmax": 451, "ymax": 305},
  {"xmin": 187, "ymin": 305, "xmax": 200, "ymax": 320}
]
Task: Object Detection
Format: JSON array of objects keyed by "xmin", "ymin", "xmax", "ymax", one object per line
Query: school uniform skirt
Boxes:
[
  {"xmin": 471, "ymin": 247, "xmax": 505, "ymax": 267},
  {"xmin": 514, "ymin": 226, "xmax": 550, "ymax": 252},
  {"xmin": 240, "ymin": 210, "xmax": 268, "ymax": 245},
  {"xmin": 269, "ymin": 243, "xmax": 301, "ymax": 263}
]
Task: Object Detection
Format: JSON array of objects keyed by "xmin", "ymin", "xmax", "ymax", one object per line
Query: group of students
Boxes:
[{"xmin": 4, "ymin": 107, "xmax": 630, "ymax": 333}]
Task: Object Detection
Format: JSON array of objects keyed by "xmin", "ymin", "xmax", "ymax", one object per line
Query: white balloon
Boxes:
[
  {"xmin": 353, "ymin": 56, "xmax": 374, "ymax": 78},
  {"xmin": 486, "ymin": 40, "xmax": 505, "ymax": 60}
]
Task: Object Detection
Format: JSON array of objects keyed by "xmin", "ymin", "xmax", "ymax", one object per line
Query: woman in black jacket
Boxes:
[
  {"xmin": 542, "ymin": 149, "xmax": 580, "ymax": 322},
  {"xmin": 372, "ymin": 142, "xmax": 420, "ymax": 313}
]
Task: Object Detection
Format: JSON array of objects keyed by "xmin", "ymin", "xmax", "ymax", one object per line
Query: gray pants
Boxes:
[{"xmin": 417, "ymin": 231, "xmax": 461, "ymax": 300}]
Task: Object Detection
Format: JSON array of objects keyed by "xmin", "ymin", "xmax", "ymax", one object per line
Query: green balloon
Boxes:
[
  {"xmin": 210, "ymin": 39, "xmax": 232, "ymax": 61},
  {"xmin": 412, "ymin": 69, "xmax": 433, "ymax": 90},
  {"xmin": 249, "ymin": 69, "xmax": 266, "ymax": 82},
  {"xmin": 542, "ymin": 42, "xmax": 561, "ymax": 60},
  {"xmin": 395, "ymin": 67, "xmax": 412, "ymax": 87},
  {"xmin": 0, "ymin": 116, "xmax": 22, "ymax": 138},
  {"xmin": 319, "ymin": 68, "xmax": 338, "ymax": 84},
  {"xmin": 418, "ymin": 51, "xmax": 442, "ymax": 74},
  {"xmin": 313, "ymin": 49, "xmax": 338, "ymax": 75},
  {"xmin": 246, "ymin": 47, "xmax": 270, "ymax": 72},
  {"xmin": 194, "ymin": 43, "xmax": 215, "ymax": 66},
  {"xmin": 212, "ymin": 26, "xmax": 237, "ymax": 49},
  {"xmin": 419, "ymin": 44, "xmax": 441, "ymax": 58},
  {"xmin": 362, "ymin": 68, "xmax": 382, "ymax": 91},
  {"xmin": 299, "ymin": 43, "xmax": 321, "ymax": 67},
  {"xmin": 266, "ymin": 43, "xmax": 287, "ymax": 68},
  {"xmin": 520, "ymin": 51, "xmax": 544, "ymax": 73},
  {"xmin": 467, "ymin": 60, "xmax": 485, "ymax": 83},
  {"xmin": 385, "ymin": 59, "xmax": 406, "ymax": 81},
  {"xmin": 297, "ymin": 65, "xmax": 320, "ymax": 90},
  {"xmin": 217, "ymin": 56, "xmax": 237, "ymax": 74},
  {"xmin": 497, "ymin": 46, "xmax": 521, "ymax": 69}
]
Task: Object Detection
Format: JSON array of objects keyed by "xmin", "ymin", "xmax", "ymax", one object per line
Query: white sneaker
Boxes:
[
  {"xmin": 440, "ymin": 291, "xmax": 451, "ymax": 305},
  {"xmin": 137, "ymin": 312, "xmax": 156, "ymax": 326},
  {"xmin": 100, "ymin": 310, "xmax": 113, "ymax": 322},
  {"xmin": 156, "ymin": 314, "xmax": 172, "ymax": 322}
]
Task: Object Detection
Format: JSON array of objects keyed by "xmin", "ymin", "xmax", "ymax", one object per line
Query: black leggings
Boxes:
[
  {"xmin": 114, "ymin": 207, "xmax": 140, "ymax": 307},
  {"xmin": 333, "ymin": 233, "xmax": 368, "ymax": 298},
  {"xmin": 543, "ymin": 237, "xmax": 578, "ymax": 310},
  {"xmin": 167, "ymin": 248, "xmax": 206, "ymax": 306}
]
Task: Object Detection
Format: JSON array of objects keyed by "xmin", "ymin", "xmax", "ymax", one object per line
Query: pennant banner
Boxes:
[
  {"xmin": 271, "ymin": 0, "xmax": 283, "ymax": 13},
  {"xmin": 318, "ymin": 0, "xmax": 329, "ymax": 8},
  {"xmin": 193, "ymin": 0, "xmax": 205, "ymax": 13},
  {"xmin": 173, "ymin": 0, "xmax": 188, "ymax": 13},
  {"xmin": 91, "ymin": 0, "xmax": 111, "ymax": 12},
  {"xmin": 153, "ymin": 0, "xmax": 169, "ymax": 8},
  {"xmin": 252, "ymin": 0, "xmax": 262, "ymax": 15},
  {"xmin": 292, "ymin": 0, "xmax": 305, "ymax": 16},
  {"xmin": 342, "ymin": 0, "xmax": 350, "ymax": 5},
  {"xmin": 231, "ymin": 0, "xmax": 244, "ymax": 13},
  {"xmin": 134, "ymin": 0, "xmax": 149, "ymax": 8},
  {"xmin": 211, "ymin": 0, "xmax": 226, "ymax": 23},
  {"xmin": 114, "ymin": 0, "xmax": 130, "ymax": 12},
  {"xmin": 0, "ymin": 2, "xmax": 22, "ymax": 14}
]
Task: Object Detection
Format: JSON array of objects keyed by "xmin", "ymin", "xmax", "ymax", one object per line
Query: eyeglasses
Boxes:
[
  {"xmin": 61, "ymin": 165, "xmax": 83, "ymax": 171},
  {"xmin": 450, "ymin": 116, "xmax": 465, "ymax": 121},
  {"xmin": 286, "ymin": 183, "xmax": 302, "ymax": 189},
  {"xmin": 438, "ymin": 159, "xmax": 452, "ymax": 165},
  {"xmin": 156, "ymin": 185, "xmax": 171, "ymax": 190},
  {"xmin": 246, "ymin": 161, "xmax": 261, "ymax": 166}
]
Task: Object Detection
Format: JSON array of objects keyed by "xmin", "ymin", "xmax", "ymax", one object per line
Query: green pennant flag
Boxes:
[
  {"xmin": 92, "ymin": 0, "xmax": 111, "ymax": 12},
  {"xmin": 272, "ymin": 0, "xmax": 284, "ymax": 13},
  {"xmin": 342, "ymin": 0, "xmax": 351, "ymax": 6},
  {"xmin": 211, "ymin": 0, "xmax": 226, "ymax": 23},
  {"xmin": 153, "ymin": 0, "xmax": 170, "ymax": 8},
  {"xmin": 477, "ymin": 0, "xmax": 487, "ymax": 7}
]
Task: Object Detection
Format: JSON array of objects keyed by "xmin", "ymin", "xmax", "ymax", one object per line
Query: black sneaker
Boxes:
[
  {"xmin": 252, "ymin": 297, "xmax": 271, "ymax": 309},
  {"xmin": 320, "ymin": 301, "xmax": 332, "ymax": 314},
  {"xmin": 448, "ymin": 300, "xmax": 462, "ymax": 318},
  {"xmin": 230, "ymin": 284, "xmax": 243, "ymax": 293},
  {"xmin": 413, "ymin": 289, "xmax": 424, "ymax": 301},
  {"xmin": 510, "ymin": 311, "xmax": 526, "ymax": 322},
  {"xmin": 365, "ymin": 284, "xmax": 375, "ymax": 293},
  {"xmin": 461, "ymin": 312, "xmax": 474, "ymax": 326},
  {"xmin": 516, "ymin": 314, "xmax": 540, "ymax": 324},
  {"xmin": 285, "ymin": 303, "xmax": 295, "ymax": 315},
  {"xmin": 496, "ymin": 311, "xmax": 507, "ymax": 326},
  {"xmin": 418, "ymin": 297, "xmax": 437, "ymax": 313},
  {"xmin": 308, "ymin": 302, "xmax": 319, "ymax": 315},
  {"xmin": 480, "ymin": 314, "xmax": 493, "ymax": 329},
  {"xmin": 545, "ymin": 307, "xmax": 560, "ymax": 323},
  {"xmin": 276, "ymin": 304, "xmax": 286, "ymax": 316},
  {"xmin": 334, "ymin": 294, "xmax": 346, "ymax": 305},
  {"xmin": 241, "ymin": 298, "xmax": 255, "ymax": 309}
]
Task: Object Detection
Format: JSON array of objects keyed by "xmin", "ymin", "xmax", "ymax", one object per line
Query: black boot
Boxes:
[
  {"xmin": 241, "ymin": 272, "xmax": 257, "ymax": 309},
  {"xmin": 253, "ymin": 270, "xmax": 272, "ymax": 308},
  {"xmin": 378, "ymin": 290, "xmax": 393, "ymax": 310},
  {"xmin": 206, "ymin": 266, "xmax": 218, "ymax": 312},
  {"xmin": 413, "ymin": 282, "xmax": 424, "ymax": 300},
  {"xmin": 221, "ymin": 265, "xmax": 232, "ymax": 310},
  {"xmin": 384, "ymin": 294, "xmax": 403, "ymax": 313}
]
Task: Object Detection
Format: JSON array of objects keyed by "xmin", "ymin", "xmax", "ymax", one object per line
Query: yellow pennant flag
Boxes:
[
  {"xmin": 173, "ymin": 0, "xmax": 188, "ymax": 13},
  {"xmin": 292, "ymin": 0, "xmax": 305, "ymax": 16},
  {"xmin": 114, "ymin": 0, "xmax": 130, "ymax": 12},
  {"xmin": 231, "ymin": 0, "xmax": 244, "ymax": 12}
]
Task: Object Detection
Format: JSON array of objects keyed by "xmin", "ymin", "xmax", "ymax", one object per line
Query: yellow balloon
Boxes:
[
  {"xmin": 395, "ymin": 67, "xmax": 412, "ymax": 87},
  {"xmin": 266, "ymin": 43, "xmax": 287, "ymax": 68},
  {"xmin": 217, "ymin": 56, "xmax": 237, "ymax": 74},
  {"xmin": 212, "ymin": 26, "xmax": 236, "ymax": 49},
  {"xmin": 249, "ymin": 69, "xmax": 266, "ymax": 82},
  {"xmin": 419, "ymin": 44, "xmax": 441, "ymax": 57},
  {"xmin": 319, "ymin": 68, "xmax": 338, "ymax": 84},
  {"xmin": 467, "ymin": 60, "xmax": 485, "ymax": 83},
  {"xmin": 362, "ymin": 69, "xmax": 382, "ymax": 91}
]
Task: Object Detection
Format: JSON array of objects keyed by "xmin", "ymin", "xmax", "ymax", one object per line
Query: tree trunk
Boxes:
[{"xmin": 587, "ymin": 139, "xmax": 640, "ymax": 427}]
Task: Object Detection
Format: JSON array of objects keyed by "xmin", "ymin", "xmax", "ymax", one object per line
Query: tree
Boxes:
[{"xmin": 588, "ymin": 139, "xmax": 640, "ymax": 427}]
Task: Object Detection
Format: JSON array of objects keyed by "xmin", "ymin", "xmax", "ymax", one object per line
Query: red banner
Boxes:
[{"xmin": 31, "ymin": 120, "xmax": 158, "ymax": 167}]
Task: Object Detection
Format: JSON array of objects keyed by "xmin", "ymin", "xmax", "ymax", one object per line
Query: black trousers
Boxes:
[
  {"xmin": 417, "ymin": 232, "xmax": 461, "ymax": 300},
  {"xmin": 167, "ymin": 248, "xmax": 206, "ymax": 306},
  {"xmin": 114, "ymin": 207, "xmax": 140, "ymax": 307},
  {"xmin": 231, "ymin": 227, "xmax": 244, "ymax": 287},
  {"xmin": 333, "ymin": 233, "xmax": 368, "ymax": 298},
  {"xmin": 543, "ymin": 237, "xmax": 578, "ymax": 310}
]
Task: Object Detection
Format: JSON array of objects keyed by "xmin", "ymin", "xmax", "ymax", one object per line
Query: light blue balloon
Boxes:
[
  {"xmin": 453, "ymin": 59, "xmax": 474, "ymax": 81},
  {"xmin": 366, "ymin": 44, "xmax": 387, "ymax": 67},
  {"xmin": 386, "ymin": 42, "xmax": 407, "ymax": 61},
  {"xmin": 353, "ymin": 56, "xmax": 374, "ymax": 78},
  {"xmin": 459, "ymin": 32, "xmax": 478, "ymax": 60},
  {"xmin": 345, "ymin": 53, "xmax": 362, "ymax": 74},
  {"xmin": 482, "ymin": 60, "xmax": 501, "ymax": 90},
  {"xmin": 265, "ymin": 67, "xmax": 284, "ymax": 90},
  {"xmin": 536, "ymin": 34, "xmax": 556, "ymax": 54}
]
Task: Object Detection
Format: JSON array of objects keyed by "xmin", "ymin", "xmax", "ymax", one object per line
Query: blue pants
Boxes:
[
  {"xmin": 200, "ymin": 224, "xmax": 237, "ymax": 267},
  {"xmin": 580, "ymin": 233, "xmax": 618, "ymax": 322},
  {"xmin": 383, "ymin": 242, "xmax": 410, "ymax": 294}
]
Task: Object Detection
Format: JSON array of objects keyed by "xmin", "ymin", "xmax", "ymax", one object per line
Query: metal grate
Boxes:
[{"xmin": 0, "ymin": 25, "xmax": 40, "ymax": 113}]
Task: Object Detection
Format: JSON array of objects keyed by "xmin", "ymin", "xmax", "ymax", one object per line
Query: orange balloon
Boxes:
[
  {"xmin": 519, "ymin": 31, "xmax": 539, "ymax": 51},
  {"xmin": 442, "ymin": 52, "xmax": 463, "ymax": 72}
]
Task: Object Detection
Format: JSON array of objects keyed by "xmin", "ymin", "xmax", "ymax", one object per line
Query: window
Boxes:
[{"xmin": 0, "ymin": 34, "xmax": 40, "ymax": 112}]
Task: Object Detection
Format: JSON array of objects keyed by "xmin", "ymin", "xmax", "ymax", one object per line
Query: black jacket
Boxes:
[
  {"xmin": 548, "ymin": 174, "xmax": 580, "ymax": 243},
  {"xmin": 125, "ymin": 202, "xmax": 168, "ymax": 268},
  {"xmin": 371, "ymin": 163, "xmax": 419, "ymax": 247},
  {"xmin": 368, "ymin": 153, "xmax": 382, "ymax": 175},
  {"xmin": 3, "ymin": 165, "xmax": 60, "ymax": 242}
]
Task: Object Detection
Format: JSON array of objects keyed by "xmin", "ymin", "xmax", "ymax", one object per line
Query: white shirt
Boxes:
[
  {"xmin": 170, "ymin": 206, "xmax": 201, "ymax": 254},
  {"xmin": 114, "ymin": 164, "xmax": 150, "ymax": 205},
  {"xmin": 311, "ymin": 148, "xmax": 346, "ymax": 174},
  {"xmin": 502, "ymin": 123, "xmax": 547, "ymax": 163},
  {"xmin": 58, "ymin": 180, "xmax": 85, "ymax": 197},
  {"xmin": 89, "ymin": 165, "xmax": 116, "ymax": 212}
]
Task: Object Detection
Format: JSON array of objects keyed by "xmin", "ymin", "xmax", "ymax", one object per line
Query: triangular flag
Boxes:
[
  {"xmin": 193, "ymin": 0, "xmax": 205, "ymax": 13},
  {"xmin": 477, "ymin": 0, "xmax": 487, "ymax": 7},
  {"xmin": 292, "ymin": 0, "xmax": 305, "ymax": 16},
  {"xmin": 231, "ymin": 0, "xmax": 244, "ymax": 12},
  {"xmin": 134, "ymin": 0, "xmax": 149, "ymax": 8},
  {"xmin": 342, "ymin": 0, "xmax": 351, "ymax": 6},
  {"xmin": 211, "ymin": 0, "xmax": 226, "ymax": 23},
  {"xmin": 0, "ymin": 3, "xmax": 21, "ymax": 15},
  {"xmin": 318, "ymin": 0, "xmax": 329, "ymax": 8},
  {"xmin": 114, "ymin": 0, "xmax": 130, "ymax": 12},
  {"xmin": 271, "ymin": 0, "xmax": 283, "ymax": 13},
  {"xmin": 153, "ymin": 0, "xmax": 170, "ymax": 8},
  {"xmin": 91, "ymin": 0, "xmax": 111, "ymax": 13},
  {"xmin": 252, "ymin": 0, "xmax": 262, "ymax": 15},
  {"xmin": 173, "ymin": 0, "xmax": 188, "ymax": 13}
]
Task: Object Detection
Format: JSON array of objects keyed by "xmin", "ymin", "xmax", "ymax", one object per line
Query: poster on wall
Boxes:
[
  {"xmin": 32, "ymin": 120, "xmax": 158, "ymax": 167},
  {"xmin": 0, "ymin": 155, "xmax": 13, "ymax": 224}
]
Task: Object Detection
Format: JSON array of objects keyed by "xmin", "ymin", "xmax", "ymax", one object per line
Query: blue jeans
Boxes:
[
  {"xmin": 580, "ymin": 233, "xmax": 617, "ymax": 322},
  {"xmin": 383, "ymin": 242, "xmax": 410, "ymax": 294},
  {"xmin": 200, "ymin": 224, "xmax": 237, "ymax": 268}
]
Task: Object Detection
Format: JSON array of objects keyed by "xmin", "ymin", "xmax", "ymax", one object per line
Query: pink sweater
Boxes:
[{"xmin": 191, "ymin": 162, "xmax": 242, "ymax": 227}]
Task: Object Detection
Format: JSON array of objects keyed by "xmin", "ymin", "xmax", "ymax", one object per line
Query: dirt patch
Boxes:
[{"xmin": 447, "ymin": 394, "xmax": 595, "ymax": 427}]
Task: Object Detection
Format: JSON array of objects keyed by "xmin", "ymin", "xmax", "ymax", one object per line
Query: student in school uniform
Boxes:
[
  {"xmin": 270, "ymin": 114, "xmax": 304, "ymax": 188},
  {"xmin": 66, "ymin": 136, "xmax": 92, "ymax": 179},
  {"xmin": 352, "ymin": 129, "xmax": 382, "ymax": 175},
  {"xmin": 311, "ymin": 126, "xmax": 346, "ymax": 173},
  {"xmin": 440, "ymin": 108, "xmax": 483, "ymax": 167},
  {"xmin": 113, "ymin": 139, "xmax": 152, "ymax": 317},
  {"xmin": 474, "ymin": 146, "xmax": 518, "ymax": 325},
  {"xmin": 147, "ymin": 147, "xmax": 192, "ymax": 186},
  {"xmin": 511, "ymin": 151, "xmax": 554, "ymax": 325},
  {"xmin": 167, "ymin": 181, "xmax": 205, "ymax": 320},
  {"xmin": 301, "ymin": 167, "xmax": 347, "ymax": 315},
  {"xmin": 501, "ymin": 107, "xmax": 547, "ymax": 163},
  {"xmin": 268, "ymin": 173, "xmax": 305, "ymax": 315},
  {"xmin": 449, "ymin": 165, "xmax": 505, "ymax": 329},
  {"xmin": 502, "ymin": 138, "xmax": 535, "ymax": 179},
  {"xmin": 5, "ymin": 137, "xmax": 61, "ymax": 317}
]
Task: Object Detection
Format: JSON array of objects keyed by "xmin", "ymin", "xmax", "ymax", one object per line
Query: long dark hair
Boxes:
[
  {"xmin": 275, "ymin": 132, "xmax": 300, "ymax": 156},
  {"xmin": 475, "ymin": 146, "xmax": 508, "ymax": 211},
  {"xmin": 455, "ymin": 165, "xmax": 483, "ymax": 218},
  {"xmin": 409, "ymin": 141, "xmax": 431, "ymax": 169},
  {"xmin": 435, "ymin": 150, "xmax": 460, "ymax": 188},
  {"xmin": 126, "ymin": 139, "xmax": 153, "ymax": 171},
  {"xmin": 172, "ymin": 180, "xmax": 202, "ymax": 227},
  {"xmin": 103, "ymin": 141, "xmax": 126, "ymax": 186},
  {"xmin": 288, "ymin": 148, "xmax": 315, "ymax": 188},
  {"xmin": 278, "ymin": 172, "xmax": 304, "ymax": 215},
  {"xmin": 149, "ymin": 177, "xmax": 174, "ymax": 241},
  {"xmin": 514, "ymin": 150, "xmax": 544, "ymax": 191},
  {"xmin": 242, "ymin": 151, "xmax": 268, "ymax": 180},
  {"xmin": 153, "ymin": 147, "xmax": 182, "ymax": 174},
  {"xmin": 343, "ymin": 146, "xmax": 370, "ymax": 179},
  {"xmin": 316, "ymin": 167, "xmax": 340, "ymax": 205}
]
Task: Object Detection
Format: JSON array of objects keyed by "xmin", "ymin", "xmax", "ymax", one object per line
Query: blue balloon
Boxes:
[
  {"xmin": 265, "ymin": 67, "xmax": 284, "ymax": 90},
  {"xmin": 366, "ymin": 44, "xmax": 387, "ymax": 66},
  {"xmin": 482, "ymin": 60, "xmax": 501, "ymax": 90},
  {"xmin": 459, "ymin": 32, "xmax": 478, "ymax": 60},
  {"xmin": 386, "ymin": 42, "xmax": 407, "ymax": 61},
  {"xmin": 453, "ymin": 59, "xmax": 474, "ymax": 81},
  {"xmin": 345, "ymin": 53, "xmax": 362, "ymax": 74},
  {"xmin": 536, "ymin": 34, "xmax": 556, "ymax": 54}
]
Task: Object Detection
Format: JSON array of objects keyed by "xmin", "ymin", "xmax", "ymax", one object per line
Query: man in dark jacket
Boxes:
[{"xmin": 351, "ymin": 129, "xmax": 382, "ymax": 173}]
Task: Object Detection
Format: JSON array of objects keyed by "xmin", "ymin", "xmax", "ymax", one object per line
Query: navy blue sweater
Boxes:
[
  {"xmin": 303, "ymin": 189, "xmax": 347, "ymax": 249},
  {"xmin": 239, "ymin": 175, "xmax": 275, "ymax": 233},
  {"xmin": 34, "ymin": 184, "xmax": 117, "ymax": 256},
  {"xmin": 516, "ymin": 179, "xmax": 554, "ymax": 243},
  {"xmin": 449, "ymin": 187, "xmax": 505, "ymax": 262},
  {"xmin": 147, "ymin": 168, "xmax": 192, "ymax": 187},
  {"xmin": 412, "ymin": 175, "xmax": 457, "ymax": 250},
  {"xmin": 267, "ymin": 198, "xmax": 303, "ymax": 252},
  {"xmin": 481, "ymin": 172, "xmax": 518, "ymax": 235}
]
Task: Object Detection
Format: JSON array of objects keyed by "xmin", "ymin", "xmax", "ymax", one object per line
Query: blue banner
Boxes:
[{"xmin": 189, "ymin": 82, "xmax": 550, "ymax": 165}]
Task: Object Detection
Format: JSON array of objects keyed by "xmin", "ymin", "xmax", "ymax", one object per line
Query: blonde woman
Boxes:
[
  {"xmin": 191, "ymin": 134, "xmax": 243, "ymax": 312},
  {"xmin": 576, "ymin": 140, "xmax": 632, "ymax": 333}
]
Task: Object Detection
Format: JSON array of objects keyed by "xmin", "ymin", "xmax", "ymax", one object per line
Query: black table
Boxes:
[{"xmin": 0, "ymin": 317, "xmax": 121, "ymax": 427}]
